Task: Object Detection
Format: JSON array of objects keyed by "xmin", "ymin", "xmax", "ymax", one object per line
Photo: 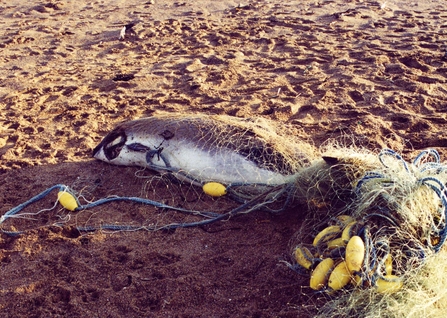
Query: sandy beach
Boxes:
[{"xmin": 1, "ymin": 0, "xmax": 447, "ymax": 316}]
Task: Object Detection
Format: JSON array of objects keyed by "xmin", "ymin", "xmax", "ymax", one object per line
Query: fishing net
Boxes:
[
  {"xmin": 289, "ymin": 147, "xmax": 447, "ymax": 318},
  {"xmin": 92, "ymin": 113, "xmax": 316, "ymax": 185},
  {"xmin": 0, "ymin": 114, "xmax": 315, "ymax": 235},
  {"xmin": 2, "ymin": 114, "xmax": 447, "ymax": 317}
]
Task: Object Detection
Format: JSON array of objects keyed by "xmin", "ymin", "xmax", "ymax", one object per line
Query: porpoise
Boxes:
[{"xmin": 93, "ymin": 114, "xmax": 310, "ymax": 185}]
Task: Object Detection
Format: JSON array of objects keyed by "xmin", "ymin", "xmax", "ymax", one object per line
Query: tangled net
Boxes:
[
  {"xmin": 92, "ymin": 113, "xmax": 316, "ymax": 185},
  {"xmin": 1, "ymin": 114, "xmax": 315, "ymax": 235},
  {"xmin": 1, "ymin": 114, "xmax": 447, "ymax": 317},
  {"xmin": 290, "ymin": 147, "xmax": 447, "ymax": 317}
]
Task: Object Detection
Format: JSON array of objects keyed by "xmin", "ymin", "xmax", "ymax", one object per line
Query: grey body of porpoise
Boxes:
[{"xmin": 92, "ymin": 114, "xmax": 310, "ymax": 185}]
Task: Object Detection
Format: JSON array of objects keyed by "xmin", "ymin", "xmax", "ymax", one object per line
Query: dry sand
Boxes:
[{"xmin": 1, "ymin": 0, "xmax": 447, "ymax": 316}]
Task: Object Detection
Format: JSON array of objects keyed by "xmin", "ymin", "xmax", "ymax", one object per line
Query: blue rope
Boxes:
[
  {"xmin": 76, "ymin": 197, "xmax": 220, "ymax": 218},
  {"xmin": 414, "ymin": 149, "xmax": 446, "ymax": 173},
  {"xmin": 0, "ymin": 184, "xmax": 66, "ymax": 225},
  {"xmin": 145, "ymin": 151, "xmax": 294, "ymax": 207},
  {"xmin": 369, "ymin": 239, "xmax": 389, "ymax": 286},
  {"xmin": 356, "ymin": 149, "xmax": 447, "ymax": 253},
  {"xmin": 0, "ymin": 183, "xmax": 225, "ymax": 235},
  {"xmin": 1, "ymin": 177, "xmax": 288, "ymax": 235},
  {"xmin": 355, "ymin": 172, "xmax": 385, "ymax": 193},
  {"xmin": 419, "ymin": 162, "xmax": 447, "ymax": 173},
  {"xmin": 418, "ymin": 177, "xmax": 447, "ymax": 252},
  {"xmin": 248, "ymin": 183, "xmax": 296, "ymax": 214},
  {"xmin": 226, "ymin": 182, "xmax": 285, "ymax": 200},
  {"xmin": 413, "ymin": 149, "xmax": 440, "ymax": 167},
  {"xmin": 74, "ymin": 189, "xmax": 271, "ymax": 233},
  {"xmin": 379, "ymin": 148, "xmax": 410, "ymax": 172},
  {"xmin": 267, "ymin": 183, "xmax": 296, "ymax": 213}
]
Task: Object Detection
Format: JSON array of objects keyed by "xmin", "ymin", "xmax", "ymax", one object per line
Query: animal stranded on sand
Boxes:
[{"xmin": 2, "ymin": 113, "xmax": 447, "ymax": 317}]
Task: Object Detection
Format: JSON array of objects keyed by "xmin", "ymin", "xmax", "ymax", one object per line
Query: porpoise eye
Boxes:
[{"xmin": 107, "ymin": 144, "xmax": 123, "ymax": 159}]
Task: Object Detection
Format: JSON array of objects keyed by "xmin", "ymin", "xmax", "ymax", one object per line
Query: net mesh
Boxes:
[
  {"xmin": 1, "ymin": 114, "xmax": 315, "ymax": 234},
  {"xmin": 2, "ymin": 114, "xmax": 447, "ymax": 317},
  {"xmin": 94, "ymin": 113, "xmax": 316, "ymax": 185},
  {"xmin": 289, "ymin": 145, "xmax": 447, "ymax": 318}
]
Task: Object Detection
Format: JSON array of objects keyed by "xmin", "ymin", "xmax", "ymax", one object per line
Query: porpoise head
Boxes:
[
  {"xmin": 92, "ymin": 125, "xmax": 161, "ymax": 168},
  {"xmin": 93, "ymin": 128, "xmax": 127, "ymax": 161}
]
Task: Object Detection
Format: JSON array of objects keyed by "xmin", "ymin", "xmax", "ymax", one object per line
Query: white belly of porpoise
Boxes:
[{"xmin": 97, "ymin": 135, "xmax": 293, "ymax": 185}]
